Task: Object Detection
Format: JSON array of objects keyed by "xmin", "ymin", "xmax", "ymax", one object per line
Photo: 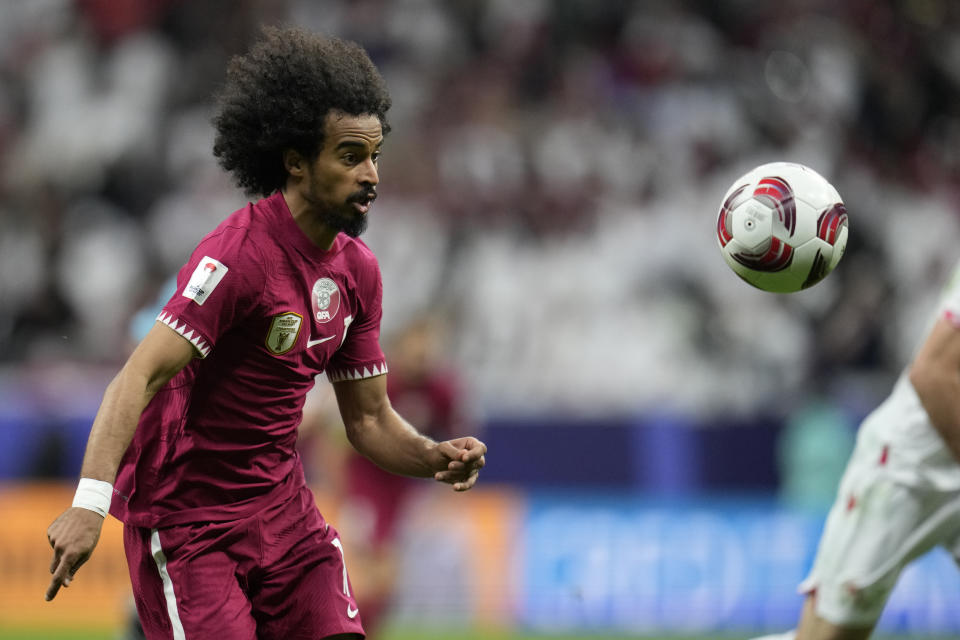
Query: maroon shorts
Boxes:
[{"xmin": 123, "ymin": 486, "xmax": 365, "ymax": 640}]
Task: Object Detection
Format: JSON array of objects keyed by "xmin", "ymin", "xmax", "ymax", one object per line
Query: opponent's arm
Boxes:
[
  {"xmin": 908, "ymin": 315, "xmax": 960, "ymax": 463},
  {"xmin": 332, "ymin": 374, "xmax": 486, "ymax": 491},
  {"xmin": 45, "ymin": 322, "xmax": 196, "ymax": 601}
]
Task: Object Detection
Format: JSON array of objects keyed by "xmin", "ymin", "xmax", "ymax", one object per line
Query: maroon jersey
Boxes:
[{"xmin": 111, "ymin": 191, "xmax": 387, "ymax": 528}]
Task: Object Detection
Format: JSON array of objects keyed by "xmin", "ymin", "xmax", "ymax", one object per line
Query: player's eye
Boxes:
[{"xmin": 342, "ymin": 153, "xmax": 357, "ymax": 165}]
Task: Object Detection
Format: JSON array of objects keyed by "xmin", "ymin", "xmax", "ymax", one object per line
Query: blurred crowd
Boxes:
[{"xmin": 2, "ymin": 0, "xmax": 960, "ymax": 418}]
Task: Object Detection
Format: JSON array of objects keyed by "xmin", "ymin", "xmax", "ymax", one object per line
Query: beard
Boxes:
[
  {"xmin": 318, "ymin": 205, "xmax": 368, "ymax": 238},
  {"xmin": 316, "ymin": 187, "xmax": 375, "ymax": 237}
]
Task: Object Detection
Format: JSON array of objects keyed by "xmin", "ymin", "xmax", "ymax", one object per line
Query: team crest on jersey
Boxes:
[
  {"xmin": 311, "ymin": 278, "xmax": 341, "ymax": 324},
  {"xmin": 265, "ymin": 312, "xmax": 303, "ymax": 355}
]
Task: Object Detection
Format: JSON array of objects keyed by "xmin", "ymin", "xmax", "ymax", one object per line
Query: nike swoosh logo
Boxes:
[
  {"xmin": 347, "ymin": 604, "xmax": 359, "ymax": 619},
  {"xmin": 307, "ymin": 335, "xmax": 337, "ymax": 348}
]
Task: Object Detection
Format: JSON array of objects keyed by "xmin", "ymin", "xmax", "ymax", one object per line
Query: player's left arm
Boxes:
[
  {"xmin": 909, "ymin": 315, "xmax": 960, "ymax": 463},
  {"xmin": 332, "ymin": 374, "xmax": 486, "ymax": 491}
]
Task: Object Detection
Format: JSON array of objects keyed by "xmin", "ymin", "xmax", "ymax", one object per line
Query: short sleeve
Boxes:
[
  {"xmin": 326, "ymin": 260, "xmax": 387, "ymax": 381},
  {"xmin": 157, "ymin": 227, "xmax": 266, "ymax": 357}
]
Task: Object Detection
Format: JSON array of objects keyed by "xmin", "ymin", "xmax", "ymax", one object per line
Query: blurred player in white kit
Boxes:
[{"xmin": 754, "ymin": 261, "xmax": 960, "ymax": 640}]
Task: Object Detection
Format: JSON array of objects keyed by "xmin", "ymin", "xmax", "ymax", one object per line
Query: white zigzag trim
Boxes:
[
  {"xmin": 327, "ymin": 362, "xmax": 388, "ymax": 383},
  {"xmin": 156, "ymin": 312, "xmax": 211, "ymax": 358}
]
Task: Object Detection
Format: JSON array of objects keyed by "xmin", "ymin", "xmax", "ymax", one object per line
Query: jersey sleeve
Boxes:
[
  {"xmin": 156, "ymin": 227, "xmax": 266, "ymax": 357},
  {"xmin": 326, "ymin": 259, "xmax": 388, "ymax": 382}
]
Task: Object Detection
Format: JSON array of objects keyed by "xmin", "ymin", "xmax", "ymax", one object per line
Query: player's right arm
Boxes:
[
  {"xmin": 45, "ymin": 321, "xmax": 196, "ymax": 602},
  {"xmin": 908, "ymin": 314, "xmax": 960, "ymax": 463}
]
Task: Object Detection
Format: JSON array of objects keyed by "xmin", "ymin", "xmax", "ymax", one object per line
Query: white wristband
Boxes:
[{"xmin": 72, "ymin": 478, "xmax": 113, "ymax": 518}]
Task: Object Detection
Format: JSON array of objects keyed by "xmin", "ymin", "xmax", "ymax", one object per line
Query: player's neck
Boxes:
[{"xmin": 281, "ymin": 188, "xmax": 338, "ymax": 250}]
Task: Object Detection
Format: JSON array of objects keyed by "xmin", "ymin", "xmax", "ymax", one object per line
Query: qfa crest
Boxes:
[
  {"xmin": 311, "ymin": 277, "xmax": 341, "ymax": 324},
  {"xmin": 265, "ymin": 312, "xmax": 303, "ymax": 355}
]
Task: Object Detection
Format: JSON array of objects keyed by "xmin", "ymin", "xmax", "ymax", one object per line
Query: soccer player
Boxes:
[
  {"xmin": 44, "ymin": 26, "xmax": 487, "ymax": 640},
  {"xmin": 752, "ymin": 263, "xmax": 960, "ymax": 640}
]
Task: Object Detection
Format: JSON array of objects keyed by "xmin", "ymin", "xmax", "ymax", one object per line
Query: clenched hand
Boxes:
[{"xmin": 433, "ymin": 436, "xmax": 487, "ymax": 491}]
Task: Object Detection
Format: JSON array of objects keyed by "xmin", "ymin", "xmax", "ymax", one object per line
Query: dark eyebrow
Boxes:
[{"xmin": 334, "ymin": 140, "xmax": 383, "ymax": 151}]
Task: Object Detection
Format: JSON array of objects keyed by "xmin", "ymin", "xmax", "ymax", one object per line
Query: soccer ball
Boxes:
[{"xmin": 716, "ymin": 162, "xmax": 848, "ymax": 293}]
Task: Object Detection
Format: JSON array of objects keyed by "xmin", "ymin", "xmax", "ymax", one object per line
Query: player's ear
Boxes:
[{"xmin": 283, "ymin": 149, "xmax": 305, "ymax": 177}]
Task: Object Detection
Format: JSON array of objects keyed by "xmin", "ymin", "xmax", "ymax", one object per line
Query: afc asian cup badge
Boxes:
[
  {"xmin": 265, "ymin": 311, "xmax": 303, "ymax": 355},
  {"xmin": 311, "ymin": 277, "xmax": 341, "ymax": 324}
]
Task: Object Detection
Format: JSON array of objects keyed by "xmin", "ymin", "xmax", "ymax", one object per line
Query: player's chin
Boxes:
[{"xmin": 338, "ymin": 211, "xmax": 368, "ymax": 238}]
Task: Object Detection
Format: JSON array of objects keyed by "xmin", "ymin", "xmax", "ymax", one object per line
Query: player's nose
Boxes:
[{"xmin": 358, "ymin": 158, "xmax": 379, "ymax": 186}]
